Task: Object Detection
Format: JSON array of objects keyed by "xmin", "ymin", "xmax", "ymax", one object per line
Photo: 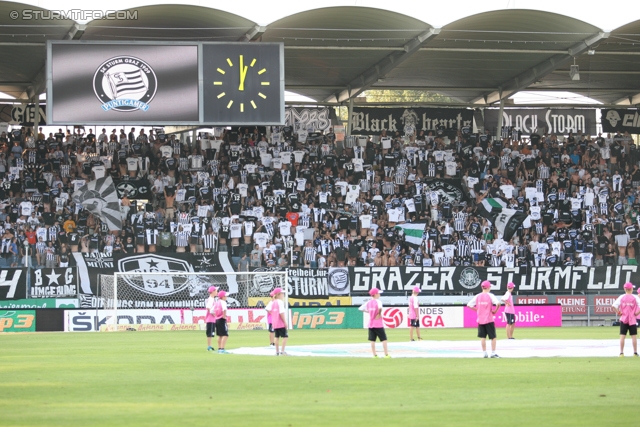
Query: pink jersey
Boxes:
[
  {"xmin": 271, "ymin": 300, "xmax": 285, "ymax": 329},
  {"xmin": 408, "ymin": 296, "xmax": 418, "ymax": 320},
  {"xmin": 213, "ymin": 300, "xmax": 225, "ymax": 320},
  {"xmin": 502, "ymin": 292, "xmax": 515, "ymax": 315},
  {"xmin": 205, "ymin": 296, "xmax": 216, "ymax": 323},
  {"xmin": 618, "ymin": 294, "xmax": 639, "ymax": 325},
  {"xmin": 367, "ymin": 299, "xmax": 383, "ymax": 328},
  {"xmin": 475, "ymin": 293, "xmax": 496, "ymax": 325}
]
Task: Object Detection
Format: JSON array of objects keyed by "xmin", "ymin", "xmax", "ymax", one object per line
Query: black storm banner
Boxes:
[
  {"xmin": 349, "ymin": 107, "xmax": 473, "ymax": 136},
  {"xmin": 484, "ymin": 108, "xmax": 597, "ymax": 135},
  {"xmin": 349, "ymin": 266, "xmax": 640, "ymax": 295},
  {"xmin": 48, "ymin": 42, "xmax": 200, "ymax": 124},
  {"xmin": 601, "ymin": 109, "xmax": 640, "ymax": 134}
]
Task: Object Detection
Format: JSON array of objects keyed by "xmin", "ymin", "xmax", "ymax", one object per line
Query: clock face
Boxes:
[{"xmin": 203, "ymin": 43, "xmax": 284, "ymax": 125}]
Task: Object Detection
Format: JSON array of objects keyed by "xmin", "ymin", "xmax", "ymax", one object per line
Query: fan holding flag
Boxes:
[
  {"xmin": 395, "ymin": 220, "xmax": 429, "ymax": 248},
  {"xmin": 475, "ymin": 194, "xmax": 526, "ymax": 242}
]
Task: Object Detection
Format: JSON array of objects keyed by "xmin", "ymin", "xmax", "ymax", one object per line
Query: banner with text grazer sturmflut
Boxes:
[
  {"xmin": 348, "ymin": 266, "xmax": 640, "ymax": 295},
  {"xmin": 349, "ymin": 107, "xmax": 473, "ymax": 136}
]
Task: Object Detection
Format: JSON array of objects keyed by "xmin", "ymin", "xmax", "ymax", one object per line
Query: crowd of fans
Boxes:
[{"xmin": 0, "ymin": 122, "xmax": 639, "ymax": 271}]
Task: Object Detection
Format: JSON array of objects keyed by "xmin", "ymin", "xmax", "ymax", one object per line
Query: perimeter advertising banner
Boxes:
[
  {"xmin": 0, "ymin": 310, "xmax": 36, "ymax": 332},
  {"xmin": 48, "ymin": 42, "xmax": 200, "ymax": 124},
  {"xmin": 291, "ymin": 307, "xmax": 362, "ymax": 329},
  {"xmin": 362, "ymin": 306, "xmax": 464, "ymax": 329},
  {"xmin": 463, "ymin": 305, "xmax": 562, "ymax": 328},
  {"xmin": 484, "ymin": 108, "xmax": 597, "ymax": 135},
  {"xmin": 0, "ymin": 299, "xmax": 78, "ymax": 309}
]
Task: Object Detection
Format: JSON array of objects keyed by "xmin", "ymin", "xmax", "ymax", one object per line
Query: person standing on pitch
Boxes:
[
  {"xmin": 270, "ymin": 287, "xmax": 288, "ymax": 356},
  {"xmin": 637, "ymin": 288, "xmax": 640, "ymax": 327},
  {"xmin": 214, "ymin": 291, "xmax": 229, "ymax": 354},
  {"xmin": 205, "ymin": 286, "xmax": 218, "ymax": 352},
  {"xmin": 265, "ymin": 292, "xmax": 276, "ymax": 347},
  {"xmin": 501, "ymin": 282, "xmax": 516, "ymax": 340},
  {"xmin": 467, "ymin": 281, "xmax": 501, "ymax": 358},
  {"xmin": 360, "ymin": 288, "xmax": 390, "ymax": 358},
  {"xmin": 611, "ymin": 282, "xmax": 640, "ymax": 357},
  {"xmin": 409, "ymin": 286, "xmax": 422, "ymax": 341}
]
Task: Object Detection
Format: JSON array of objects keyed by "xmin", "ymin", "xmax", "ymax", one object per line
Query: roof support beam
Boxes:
[
  {"xmin": 19, "ymin": 23, "xmax": 86, "ymax": 100},
  {"xmin": 239, "ymin": 25, "xmax": 266, "ymax": 42},
  {"xmin": 614, "ymin": 93, "xmax": 640, "ymax": 106},
  {"xmin": 472, "ymin": 31, "xmax": 610, "ymax": 105},
  {"xmin": 324, "ymin": 27, "xmax": 441, "ymax": 103}
]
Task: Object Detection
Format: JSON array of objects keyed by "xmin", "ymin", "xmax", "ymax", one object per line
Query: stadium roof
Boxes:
[{"xmin": 1, "ymin": 1, "xmax": 640, "ymax": 107}]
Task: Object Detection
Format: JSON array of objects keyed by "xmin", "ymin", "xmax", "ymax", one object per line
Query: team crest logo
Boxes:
[
  {"xmin": 328, "ymin": 268, "xmax": 349, "ymax": 294},
  {"xmin": 93, "ymin": 56, "xmax": 157, "ymax": 112},
  {"xmin": 118, "ymin": 255, "xmax": 193, "ymax": 296},
  {"xmin": 459, "ymin": 267, "xmax": 481, "ymax": 290}
]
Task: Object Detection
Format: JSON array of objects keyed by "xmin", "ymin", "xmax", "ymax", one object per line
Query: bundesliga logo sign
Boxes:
[{"xmin": 93, "ymin": 56, "xmax": 157, "ymax": 112}]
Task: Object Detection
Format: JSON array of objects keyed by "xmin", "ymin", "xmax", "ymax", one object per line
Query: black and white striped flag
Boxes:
[{"xmin": 73, "ymin": 176, "xmax": 122, "ymax": 231}]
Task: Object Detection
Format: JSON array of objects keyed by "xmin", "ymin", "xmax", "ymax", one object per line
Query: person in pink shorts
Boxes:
[
  {"xmin": 612, "ymin": 282, "xmax": 640, "ymax": 357},
  {"xmin": 408, "ymin": 286, "xmax": 422, "ymax": 341},
  {"xmin": 501, "ymin": 282, "xmax": 516, "ymax": 340},
  {"xmin": 467, "ymin": 280, "xmax": 501, "ymax": 358},
  {"xmin": 359, "ymin": 288, "xmax": 390, "ymax": 358}
]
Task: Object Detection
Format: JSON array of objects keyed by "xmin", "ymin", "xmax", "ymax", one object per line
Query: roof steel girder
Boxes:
[
  {"xmin": 473, "ymin": 31, "xmax": 610, "ymax": 105},
  {"xmin": 324, "ymin": 27, "xmax": 441, "ymax": 103}
]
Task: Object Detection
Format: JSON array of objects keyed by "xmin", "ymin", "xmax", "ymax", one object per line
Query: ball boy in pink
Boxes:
[
  {"xmin": 467, "ymin": 281, "xmax": 501, "ymax": 358},
  {"xmin": 408, "ymin": 286, "xmax": 422, "ymax": 341},
  {"xmin": 501, "ymin": 282, "xmax": 516, "ymax": 340},
  {"xmin": 214, "ymin": 290, "xmax": 229, "ymax": 354},
  {"xmin": 265, "ymin": 292, "xmax": 276, "ymax": 347},
  {"xmin": 359, "ymin": 288, "xmax": 390, "ymax": 358},
  {"xmin": 269, "ymin": 287, "xmax": 289, "ymax": 356},
  {"xmin": 612, "ymin": 282, "xmax": 640, "ymax": 357},
  {"xmin": 205, "ymin": 286, "xmax": 218, "ymax": 352}
]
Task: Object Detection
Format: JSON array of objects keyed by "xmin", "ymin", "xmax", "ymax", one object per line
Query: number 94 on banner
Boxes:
[{"xmin": 0, "ymin": 310, "xmax": 36, "ymax": 332}]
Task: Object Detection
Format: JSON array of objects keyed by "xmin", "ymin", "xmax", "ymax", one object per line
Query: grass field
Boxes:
[{"xmin": 1, "ymin": 327, "xmax": 637, "ymax": 427}]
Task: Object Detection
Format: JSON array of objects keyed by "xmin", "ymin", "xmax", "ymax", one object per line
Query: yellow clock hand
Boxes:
[{"xmin": 239, "ymin": 55, "xmax": 248, "ymax": 91}]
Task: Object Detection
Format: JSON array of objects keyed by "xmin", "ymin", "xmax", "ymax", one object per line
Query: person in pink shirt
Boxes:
[
  {"xmin": 265, "ymin": 292, "xmax": 276, "ymax": 347},
  {"xmin": 205, "ymin": 286, "xmax": 218, "ymax": 352},
  {"xmin": 501, "ymin": 282, "xmax": 516, "ymax": 340},
  {"xmin": 214, "ymin": 291, "xmax": 229, "ymax": 354},
  {"xmin": 359, "ymin": 288, "xmax": 390, "ymax": 358},
  {"xmin": 637, "ymin": 288, "xmax": 640, "ymax": 327},
  {"xmin": 408, "ymin": 286, "xmax": 422, "ymax": 341},
  {"xmin": 467, "ymin": 280, "xmax": 501, "ymax": 358},
  {"xmin": 270, "ymin": 287, "xmax": 289, "ymax": 356},
  {"xmin": 612, "ymin": 282, "xmax": 640, "ymax": 357}
]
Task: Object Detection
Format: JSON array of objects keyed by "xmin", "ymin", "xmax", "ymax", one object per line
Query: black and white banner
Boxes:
[
  {"xmin": 115, "ymin": 178, "xmax": 153, "ymax": 200},
  {"xmin": 328, "ymin": 267, "xmax": 350, "ymax": 296},
  {"xmin": 350, "ymin": 107, "xmax": 473, "ymax": 136},
  {"xmin": 601, "ymin": 109, "xmax": 640, "ymax": 134},
  {"xmin": 484, "ymin": 108, "xmax": 597, "ymax": 135},
  {"xmin": 0, "ymin": 269, "xmax": 28, "ymax": 301},
  {"xmin": 422, "ymin": 178, "xmax": 468, "ymax": 203},
  {"xmin": 287, "ymin": 268, "xmax": 330, "ymax": 299},
  {"xmin": 349, "ymin": 266, "xmax": 640, "ymax": 295},
  {"xmin": 72, "ymin": 252, "xmax": 235, "ymax": 308},
  {"xmin": 285, "ymin": 107, "xmax": 333, "ymax": 132},
  {"xmin": 30, "ymin": 268, "xmax": 78, "ymax": 298}
]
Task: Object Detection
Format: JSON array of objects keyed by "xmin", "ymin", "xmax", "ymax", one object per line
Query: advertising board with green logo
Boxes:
[
  {"xmin": 291, "ymin": 307, "xmax": 362, "ymax": 329},
  {"xmin": 0, "ymin": 310, "xmax": 36, "ymax": 332},
  {"xmin": 0, "ymin": 299, "xmax": 78, "ymax": 309}
]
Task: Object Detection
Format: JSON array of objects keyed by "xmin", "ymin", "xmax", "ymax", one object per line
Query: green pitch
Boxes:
[{"xmin": 0, "ymin": 327, "xmax": 636, "ymax": 427}]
